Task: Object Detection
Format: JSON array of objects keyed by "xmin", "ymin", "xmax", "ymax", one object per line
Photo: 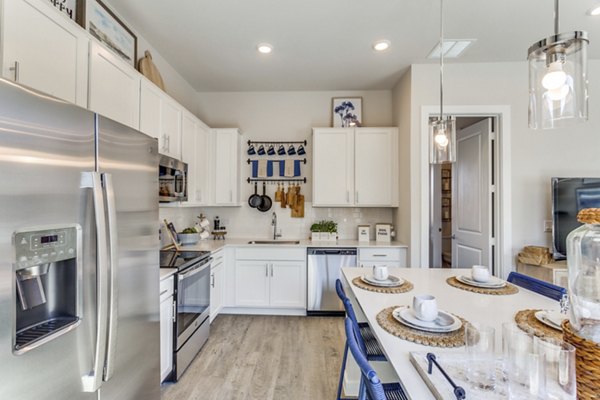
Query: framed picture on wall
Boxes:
[
  {"xmin": 87, "ymin": 0, "xmax": 137, "ymax": 66},
  {"xmin": 331, "ymin": 97, "xmax": 362, "ymax": 127}
]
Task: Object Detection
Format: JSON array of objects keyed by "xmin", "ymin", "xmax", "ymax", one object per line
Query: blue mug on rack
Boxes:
[
  {"xmin": 287, "ymin": 144, "xmax": 296, "ymax": 155},
  {"xmin": 267, "ymin": 144, "xmax": 276, "ymax": 155},
  {"xmin": 297, "ymin": 144, "xmax": 306, "ymax": 155},
  {"xmin": 277, "ymin": 145, "xmax": 286, "ymax": 155},
  {"xmin": 257, "ymin": 145, "xmax": 266, "ymax": 155},
  {"xmin": 247, "ymin": 144, "xmax": 256, "ymax": 155}
]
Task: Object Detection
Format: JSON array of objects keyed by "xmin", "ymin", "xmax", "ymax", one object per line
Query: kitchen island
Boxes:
[{"xmin": 340, "ymin": 267, "xmax": 558, "ymax": 399}]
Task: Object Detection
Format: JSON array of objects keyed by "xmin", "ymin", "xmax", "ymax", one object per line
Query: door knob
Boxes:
[{"xmin": 451, "ymin": 234, "xmax": 456, "ymax": 240}]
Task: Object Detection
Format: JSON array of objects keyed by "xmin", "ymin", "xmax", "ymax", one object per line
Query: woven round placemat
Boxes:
[
  {"xmin": 562, "ymin": 320, "xmax": 600, "ymax": 400},
  {"xmin": 514, "ymin": 309, "xmax": 563, "ymax": 344},
  {"xmin": 446, "ymin": 276, "xmax": 519, "ymax": 295},
  {"xmin": 352, "ymin": 276, "xmax": 414, "ymax": 294},
  {"xmin": 376, "ymin": 306, "xmax": 469, "ymax": 347}
]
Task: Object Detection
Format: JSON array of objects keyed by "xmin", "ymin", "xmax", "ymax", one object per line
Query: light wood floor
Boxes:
[{"xmin": 161, "ymin": 315, "xmax": 345, "ymax": 400}]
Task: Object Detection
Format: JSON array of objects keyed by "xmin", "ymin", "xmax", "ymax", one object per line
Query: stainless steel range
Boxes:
[{"xmin": 161, "ymin": 250, "xmax": 212, "ymax": 380}]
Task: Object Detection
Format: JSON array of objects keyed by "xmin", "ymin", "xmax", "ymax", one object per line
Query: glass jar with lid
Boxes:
[{"xmin": 566, "ymin": 208, "xmax": 600, "ymax": 343}]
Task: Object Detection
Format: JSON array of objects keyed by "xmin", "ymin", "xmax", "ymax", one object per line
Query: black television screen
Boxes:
[{"xmin": 552, "ymin": 177, "xmax": 600, "ymax": 260}]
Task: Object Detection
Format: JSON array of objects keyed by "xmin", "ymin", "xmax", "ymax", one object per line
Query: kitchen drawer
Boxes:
[
  {"xmin": 358, "ymin": 247, "xmax": 402, "ymax": 261},
  {"xmin": 160, "ymin": 276, "xmax": 174, "ymax": 302},
  {"xmin": 236, "ymin": 247, "xmax": 305, "ymax": 261},
  {"xmin": 360, "ymin": 260, "xmax": 403, "ymax": 269},
  {"xmin": 212, "ymin": 249, "xmax": 224, "ymax": 267}
]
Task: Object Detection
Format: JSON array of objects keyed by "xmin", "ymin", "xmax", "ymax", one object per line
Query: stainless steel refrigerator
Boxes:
[{"xmin": 0, "ymin": 78, "xmax": 160, "ymax": 399}]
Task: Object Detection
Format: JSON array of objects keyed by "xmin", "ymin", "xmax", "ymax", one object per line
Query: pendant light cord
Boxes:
[
  {"xmin": 439, "ymin": 0, "xmax": 444, "ymax": 121},
  {"xmin": 554, "ymin": 0, "xmax": 559, "ymax": 35}
]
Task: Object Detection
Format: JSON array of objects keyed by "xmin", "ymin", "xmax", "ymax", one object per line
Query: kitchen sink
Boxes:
[{"xmin": 247, "ymin": 240, "xmax": 301, "ymax": 245}]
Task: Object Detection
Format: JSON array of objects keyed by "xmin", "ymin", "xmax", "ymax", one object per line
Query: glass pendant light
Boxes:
[
  {"xmin": 429, "ymin": 0, "xmax": 456, "ymax": 164},
  {"xmin": 528, "ymin": 0, "xmax": 589, "ymax": 129}
]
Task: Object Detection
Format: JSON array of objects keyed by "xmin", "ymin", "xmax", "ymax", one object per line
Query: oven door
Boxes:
[{"xmin": 176, "ymin": 257, "xmax": 211, "ymax": 349}]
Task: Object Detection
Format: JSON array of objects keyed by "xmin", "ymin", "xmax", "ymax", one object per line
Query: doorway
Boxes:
[{"xmin": 429, "ymin": 116, "xmax": 500, "ymax": 276}]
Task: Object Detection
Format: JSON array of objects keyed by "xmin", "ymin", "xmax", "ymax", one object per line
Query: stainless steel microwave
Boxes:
[{"xmin": 159, "ymin": 155, "xmax": 187, "ymax": 202}]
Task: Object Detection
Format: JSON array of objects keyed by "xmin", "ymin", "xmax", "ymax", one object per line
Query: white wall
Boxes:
[
  {"xmin": 398, "ymin": 61, "xmax": 600, "ymax": 268},
  {"xmin": 188, "ymin": 90, "xmax": 396, "ymax": 240}
]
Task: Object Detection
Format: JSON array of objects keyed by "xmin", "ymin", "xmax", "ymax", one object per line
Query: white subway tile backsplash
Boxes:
[{"xmin": 160, "ymin": 204, "xmax": 394, "ymax": 241}]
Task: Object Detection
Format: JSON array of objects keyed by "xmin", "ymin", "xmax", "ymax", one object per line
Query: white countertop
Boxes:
[
  {"xmin": 341, "ymin": 267, "xmax": 558, "ymax": 400},
  {"xmin": 168, "ymin": 238, "xmax": 408, "ymax": 253},
  {"xmin": 159, "ymin": 268, "xmax": 177, "ymax": 281}
]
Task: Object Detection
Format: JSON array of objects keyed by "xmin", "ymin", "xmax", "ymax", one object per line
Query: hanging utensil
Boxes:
[
  {"xmin": 274, "ymin": 182, "xmax": 282, "ymax": 201},
  {"xmin": 257, "ymin": 182, "xmax": 272, "ymax": 212},
  {"xmin": 248, "ymin": 182, "xmax": 261, "ymax": 208}
]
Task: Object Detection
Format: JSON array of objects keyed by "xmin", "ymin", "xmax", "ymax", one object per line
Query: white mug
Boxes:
[
  {"xmin": 413, "ymin": 295, "xmax": 438, "ymax": 322},
  {"xmin": 372, "ymin": 265, "xmax": 389, "ymax": 281},
  {"xmin": 472, "ymin": 265, "xmax": 491, "ymax": 282}
]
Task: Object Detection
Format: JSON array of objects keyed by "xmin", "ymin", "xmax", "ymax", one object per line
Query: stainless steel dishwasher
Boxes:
[{"xmin": 307, "ymin": 248, "xmax": 357, "ymax": 316}]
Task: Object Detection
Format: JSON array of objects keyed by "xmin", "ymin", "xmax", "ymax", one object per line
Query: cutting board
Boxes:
[
  {"xmin": 292, "ymin": 194, "xmax": 304, "ymax": 218},
  {"xmin": 138, "ymin": 50, "xmax": 165, "ymax": 90}
]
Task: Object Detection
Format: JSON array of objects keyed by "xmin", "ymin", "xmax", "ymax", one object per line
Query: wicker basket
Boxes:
[{"xmin": 562, "ymin": 320, "xmax": 600, "ymax": 400}]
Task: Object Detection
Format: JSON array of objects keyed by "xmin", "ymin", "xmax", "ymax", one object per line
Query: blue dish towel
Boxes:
[
  {"xmin": 251, "ymin": 160, "xmax": 274, "ymax": 177},
  {"xmin": 278, "ymin": 160, "xmax": 301, "ymax": 177}
]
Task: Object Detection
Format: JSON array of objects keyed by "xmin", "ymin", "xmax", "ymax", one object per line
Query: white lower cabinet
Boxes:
[
  {"xmin": 209, "ymin": 250, "xmax": 224, "ymax": 322},
  {"xmin": 358, "ymin": 247, "xmax": 407, "ymax": 268},
  {"xmin": 159, "ymin": 276, "xmax": 174, "ymax": 383},
  {"xmin": 233, "ymin": 247, "xmax": 306, "ymax": 310}
]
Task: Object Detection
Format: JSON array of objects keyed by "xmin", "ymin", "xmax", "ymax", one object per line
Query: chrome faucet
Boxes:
[{"xmin": 272, "ymin": 212, "xmax": 282, "ymax": 240}]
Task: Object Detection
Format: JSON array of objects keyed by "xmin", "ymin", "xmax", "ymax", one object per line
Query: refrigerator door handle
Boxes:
[
  {"xmin": 102, "ymin": 173, "xmax": 119, "ymax": 381},
  {"xmin": 80, "ymin": 172, "xmax": 109, "ymax": 393}
]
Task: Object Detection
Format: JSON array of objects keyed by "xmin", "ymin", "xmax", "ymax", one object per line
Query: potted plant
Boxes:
[
  {"xmin": 322, "ymin": 220, "xmax": 338, "ymax": 241},
  {"xmin": 310, "ymin": 222, "xmax": 323, "ymax": 241}
]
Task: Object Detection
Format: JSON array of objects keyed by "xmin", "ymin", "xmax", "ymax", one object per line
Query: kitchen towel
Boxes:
[
  {"xmin": 251, "ymin": 160, "xmax": 274, "ymax": 177},
  {"xmin": 279, "ymin": 160, "xmax": 301, "ymax": 177}
]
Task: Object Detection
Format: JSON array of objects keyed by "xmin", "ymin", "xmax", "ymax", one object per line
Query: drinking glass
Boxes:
[
  {"xmin": 503, "ymin": 322, "xmax": 542, "ymax": 399},
  {"xmin": 465, "ymin": 323, "xmax": 496, "ymax": 390},
  {"xmin": 535, "ymin": 338, "xmax": 577, "ymax": 400}
]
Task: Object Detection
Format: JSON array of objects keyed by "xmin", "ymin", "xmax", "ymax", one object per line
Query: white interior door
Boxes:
[{"xmin": 452, "ymin": 119, "xmax": 493, "ymax": 270}]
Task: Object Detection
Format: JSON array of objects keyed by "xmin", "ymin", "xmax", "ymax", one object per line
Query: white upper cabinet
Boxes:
[
  {"xmin": 313, "ymin": 128, "xmax": 355, "ymax": 206},
  {"xmin": 139, "ymin": 78, "xmax": 182, "ymax": 159},
  {"xmin": 88, "ymin": 40, "xmax": 140, "ymax": 129},
  {"xmin": 313, "ymin": 127, "xmax": 398, "ymax": 207},
  {"xmin": 1, "ymin": 0, "xmax": 88, "ymax": 107},
  {"xmin": 181, "ymin": 111, "xmax": 210, "ymax": 205},
  {"xmin": 160, "ymin": 96, "xmax": 182, "ymax": 159},
  {"xmin": 212, "ymin": 128, "xmax": 240, "ymax": 206},
  {"xmin": 139, "ymin": 79, "xmax": 162, "ymax": 140},
  {"xmin": 354, "ymin": 128, "xmax": 397, "ymax": 206}
]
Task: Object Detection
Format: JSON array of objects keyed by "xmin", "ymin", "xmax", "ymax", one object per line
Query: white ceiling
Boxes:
[{"xmin": 106, "ymin": 0, "xmax": 600, "ymax": 92}]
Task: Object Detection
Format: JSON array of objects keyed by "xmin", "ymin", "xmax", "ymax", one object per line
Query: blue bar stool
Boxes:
[
  {"xmin": 335, "ymin": 279, "xmax": 387, "ymax": 400},
  {"xmin": 344, "ymin": 318, "xmax": 408, "ymax": 400},
  {"xmin": 507, "ymin": 271, "xmax": 567, "ymax": 301}
]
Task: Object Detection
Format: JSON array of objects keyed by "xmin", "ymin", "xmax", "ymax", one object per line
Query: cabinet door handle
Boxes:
[
  {"xmin": 210, "ymin": 273, "xmax": 215, "ymax": 288},
  {"xmin": 356, "ymin": 191, "xmax": 359, "ymax": 203},
  {"xmin": 172, "ymin": 301, "xmax": 176, "ymax": 323},
  {"xmin": 9, "ymin": 61, "xmax": 19, "ymax": 82},
  {"xmin": 265, "ymin": 265, "xmax": 269, "ymax": 277},
  {"xmin": 373, "ymin": 254, "xmax": 387, "ymax": 257},
  {"xmin": 270, "ymin": 264, "xmax": 273, "ymax": 277}
]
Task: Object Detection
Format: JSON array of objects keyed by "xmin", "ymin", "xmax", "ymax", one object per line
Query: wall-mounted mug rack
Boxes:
[
  {"xmin": 247, "ymin": 158, "xmax": 307, "ymax": 165},
  {"xmin": 247, "ymin": 139, "xmax": 307, "ymax": 146}
]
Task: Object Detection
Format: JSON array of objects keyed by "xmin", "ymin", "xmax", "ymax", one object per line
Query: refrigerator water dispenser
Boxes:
[{"xmin": 12, "ymin": 225, "xmax": 82, "ymax": 354}]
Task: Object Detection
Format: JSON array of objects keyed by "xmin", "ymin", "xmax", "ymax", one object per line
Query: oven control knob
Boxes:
[{"xmin": 18, "ymin": 256, "xmax": 28, "ymax": 267}]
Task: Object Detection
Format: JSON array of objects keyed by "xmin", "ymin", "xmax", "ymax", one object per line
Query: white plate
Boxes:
[
  {"xmin": 392, "ymin": 307, "xmax": 462, "ymax": 333},
  {"xmin": 456, "ymin": 275, "xmax": 506, "ymax": 289},
  {"xmin": 361, "ymin": 274, "xmax": 404, "ymax": 287},
  {"xmin": 534, "ymin": 310, "xmax": 565, "ymax": 331}
]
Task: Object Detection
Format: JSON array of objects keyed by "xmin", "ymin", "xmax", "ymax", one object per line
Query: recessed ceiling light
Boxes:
[
  {"xmin": 257, "ymin": 43, "xmax": 273, "ymax": 54},
  {"xmin": 427, "ymin": 39, "xmax": 476, "ymax": 59},
  {"xmin": 373, "ymin": 40, "xmax": 391, "ymax": 52},
  {"xmin": 588, "ymin": 5, "xmax": 600, "ymax": 15}
]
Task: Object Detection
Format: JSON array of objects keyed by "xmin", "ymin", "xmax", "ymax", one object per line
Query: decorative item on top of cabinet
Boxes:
[
  {"xmin": 47, "ymin": 0, "xmax": 85, "ymax": 26},
  {"xmin": 332, "ymin": 97, "xmax": 362, "ymax": 127},
  {"xmin": 137, "ymin": 50, "xmax": 165, "ymax": 90},
  {"xmin": 87, "ymin": 0, "xmax": 137, "ymax": 67}
]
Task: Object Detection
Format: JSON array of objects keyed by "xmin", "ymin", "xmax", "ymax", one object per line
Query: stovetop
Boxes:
[{"xmin": 160, "ymin": 249, "xmax": 211, "ymax": 270}]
